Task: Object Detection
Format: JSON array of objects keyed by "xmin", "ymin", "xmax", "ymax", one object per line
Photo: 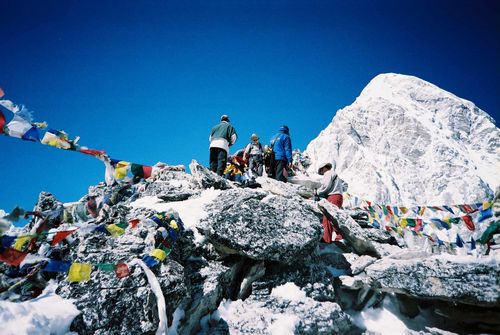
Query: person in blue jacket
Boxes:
[
  {"xmin": 209, "ymin": 115, "xmax": 238, "ymax": 176},
  {"xmin": 270, "ymin": 125, "xmax": 292, "ymax": 182}
]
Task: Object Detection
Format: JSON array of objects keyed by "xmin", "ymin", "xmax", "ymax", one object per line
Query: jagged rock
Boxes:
[
  {"xmin": 317, "ymin": 200, "xmax": 381, "ymax": 257},
  {"xmin": 339, "ymin": 275, "xmax": 371, "ymax": 290},
  {"xmin": 189, "ymin": 160, "xmax": 233, "ymax": 190},
  {"xmin": 198, "ymin": 188, "xmax": 323, "ymax": 264},
  {"xmin": 178, "ymin": 260, "xmax": 240, "ymax": 335},
  {"xmin": 364, "ymin": 254, "xmax": 500, "ymax": 307},
  {"xmin": 142, "ymin": 168, "xmax": 200, "ymax": 202},
  {"xmin": 257, "ymin": 176, "xmax": 315, "ymax": 199},
  {"xmin": 343, "ymin": 253, "xmax": 377, "ymax": 275},
  {"xmin": 214, "ymin": 287, "xmax": 359, "ymax": 334}
]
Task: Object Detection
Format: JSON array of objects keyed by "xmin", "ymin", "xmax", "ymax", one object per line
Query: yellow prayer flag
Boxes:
[
  {"xmin": 67, "ymin": 263, "xmax": 92, "ymax": 282},
  {"xmin": 13, "ymin": 236, "xmax": 32, "ymax": 251},
  {"xmin": 169, "ymin": 220, "xmax": 178, "ymax": 230},
  {"xmin": 400, "ymin": 207, "xmax": 408, "ymax": 214},
  {"xmin": 419, "ymin": 207, "xmax": 426, "ymax": 216},
  {"xmin": 443, "ymin": 216, "xmax": 451, "ymax": 223},
  {"xmin": 106, "ymin": 224, "xmax": 125, "ymax": 237},
  {"xmin": 151, "ymin": 248, "xmax": 167, "ymax": 261},
  {"xmin": 400, "ymin": 218, "xmax": 408, "ymax": 228},
  {"xmin": 483, "ymin": 201, "xmax": 492, "ymax": 210}
]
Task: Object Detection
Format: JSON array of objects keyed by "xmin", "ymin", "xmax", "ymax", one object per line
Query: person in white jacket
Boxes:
[{"xmin": 317, "ymin": 162, "xmax": 345, "ymax": 243}]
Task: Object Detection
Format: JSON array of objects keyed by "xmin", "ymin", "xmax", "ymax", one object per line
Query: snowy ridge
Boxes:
[{"xmin": 305, "ymin": 73, "xmax": 499, "ymax": 205}]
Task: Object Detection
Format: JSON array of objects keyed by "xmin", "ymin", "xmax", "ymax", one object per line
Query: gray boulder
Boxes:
[
  {"xmin": 198, "ymin": 188, "xmax": 323, "ymax": 264},
  {"xmin": 364, "ymin": 253, "xmax": 500, "ymax": 307},
  {"xmin": 189, "ymin": 160, "xmax": 233, "ymax": 190}
]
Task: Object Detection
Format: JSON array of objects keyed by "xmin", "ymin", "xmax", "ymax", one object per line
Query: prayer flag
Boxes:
[
  {"xmin": 400, "ymin": 218, "xmax": 408, "ymax": 228},
  {"xmin": 463, "ymin": 205, "xmax": 476, "ymax": 214},
  {"xmin": 116, "ymin": 222, "xmax": 128, "ymax": 230},
  {"xmin": 1, "ymin": 235, "xmax": 16, "ymax": 248},
  {"xmin": 415, "ymin": 219, "xmax": 423, "ymax": 232},
  {"xmin": 79, "ymin": 148, "xmax": 106, "ymax": 157},
  {"xmin": 406, "ymin": 218, "xmax": 416, "ymax": 227},
  {"xmin": 443, "ymin": 206, "xmax": 454, "ymax": 215},
  {"xmin": 480, "ymin": 221, "xmax": 500, "ymax": 244},
  {"xmin": 0, "ymin": 87, "xmax": 4, "ymax": 98},
  {"xmin": 21, "ymin": 126, "xmax": 41, "ymax": 142},
  {"xmin": 96, "ymin": 263, "xmax": 116, "ymax": 271},
  {"xmin": 143, "ymin": 165, "xmax": 152, "ymax": 179},
  {"xmin": 115, "ymin": 263, "xmax": 130, "ymax": 278},
  {"xmin": 151, "ymin": 249, "xmax": 167, "ymax": 261},
  {"xmin": 462, "ymin": 215, "xmax": 475, "ymax": 231},
  {"xmin": 482, "ymin": 201, "xmax": 492, "ymax": 210},
  {"xmin": 168, "ymin": 228, "xmax": 178, "ymax": 242},
  {"xmin": 142, "ymin": 255, "xmax": 159, "ymax": 268},
  {"xmin": 0, "ymin": 111, "xmax": 5, "ymax": 134},
  {"xmin": 456, "ymin": 234, "xmax": 464, "ymax": 248},
  {"xmin": 0, "ymin": 248, "xmax": 28, "ymax": 266},
  {"xmin": 128, "ymin": 219, "xmax": 140, "ymax": 229},
  {"xmin": 131, "ymin": 163, "xmax": 144, "ymax": 179},
  {"xmin": 169, "ymin": 220, "xmax": 178, "ymax": 230},
  {"xmin": 478, "ymin": 207, "xmax": 493, "ymax": 222},
  {"xmin": 13, "ymin": 236, "xmax": 32, "ymax": 251},
  {"xmin": 43, "ymin": 260, "xmax": 71, "ymax": 273},
  {"xmin": 67, "ymin": 263, "xmax": 92, "ymax": 282},
  {"xmin": 372, "ymin": 220, "xmax": 380, "ymax": 229},
  {"xmin": 400, "ymin": 207, "xmax": 408, "ymax": 214},
  {"xmin": 106, "ymin": 224, "xmax": 125, "ymax": 237},
  {"xmin": 470, "ymin": 237, "xmax": 476, "ymax": 250},
  {"xmin": 51, "ymin": 230, "xmax": 77, "ymax": 246},
  {"xmin": 419, "ymin": 207, "xmax": 426, "ymax": 216},
  {"xmin": 95, "ymin": 224, "xmax": 111, "ymax": 235}
]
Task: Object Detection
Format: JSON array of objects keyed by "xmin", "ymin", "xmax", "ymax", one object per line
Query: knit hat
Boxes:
[
  {"xmin": 250, "ymin": 133, "xmax": 259, "ymax": 140},
  {"xmin": 220, "ymin": 115, "xmax": 230, "ymax": 122}
]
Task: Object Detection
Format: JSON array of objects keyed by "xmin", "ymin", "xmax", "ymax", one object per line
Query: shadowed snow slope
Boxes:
[{"xmin": 305, "ymin": 73, "xmax": 499, "ymax": 205}]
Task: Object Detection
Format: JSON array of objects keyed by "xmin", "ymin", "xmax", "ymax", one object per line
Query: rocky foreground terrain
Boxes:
[{"xmin": 1, "ymin": 161, "xmax": 498, "ymax": 334}]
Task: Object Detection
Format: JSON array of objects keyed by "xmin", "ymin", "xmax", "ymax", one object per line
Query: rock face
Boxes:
[{"xmin": 305, "ymin": 73, "xmax": 499, "ymax": 205}]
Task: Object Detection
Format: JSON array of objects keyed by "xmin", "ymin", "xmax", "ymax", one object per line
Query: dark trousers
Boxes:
[
  {"xmin": 209, "ymin": 148, "xmax": 227, "ymax": 176},
  {"xmin": 273, "ymin": 159, "xmax": 287, "ymax": 182}
]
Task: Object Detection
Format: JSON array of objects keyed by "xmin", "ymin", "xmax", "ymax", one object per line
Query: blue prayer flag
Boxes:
[
  {"xmin": 43, "ymin": 260, "xmax": 71, "ymax": 273},
  {"xmin": 142, "ymin": 255, "xmax": 159, "ymax": 268},
  {"xmin": 478, "ymin": 207, "xmax": 493, "ymax": 223}
]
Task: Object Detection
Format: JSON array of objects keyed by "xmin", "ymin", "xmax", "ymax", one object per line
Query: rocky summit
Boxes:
[{"xmin": 1, "ymin": 160, "xmax": 498, "ymax": 335}]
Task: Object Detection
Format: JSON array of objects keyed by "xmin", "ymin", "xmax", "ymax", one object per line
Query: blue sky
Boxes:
[{"xmin": 1, "ymin": 0, "xmax": 498, "ymax": 214}]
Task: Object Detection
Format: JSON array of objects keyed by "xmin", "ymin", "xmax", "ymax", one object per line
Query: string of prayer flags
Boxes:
[{"xmin": 0, "ymin": 96, "xmax": 154, "ymax": 184}]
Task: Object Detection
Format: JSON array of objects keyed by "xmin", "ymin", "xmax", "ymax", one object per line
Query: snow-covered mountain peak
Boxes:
[{"xmin": 305, "ymin": 73, "xmax": 499, "ymax": 205}]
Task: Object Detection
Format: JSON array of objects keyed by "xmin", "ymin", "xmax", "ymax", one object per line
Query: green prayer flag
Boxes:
[
  {"xmin": 96, "ymin": 263, "xmax": 116, "ymax": 271},
  {"xmin": 116, "ymin": 222, "xmax": 128, "ymax": 229}
]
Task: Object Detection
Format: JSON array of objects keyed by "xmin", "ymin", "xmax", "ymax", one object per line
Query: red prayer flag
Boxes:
[
  {"xmin": 51, "ymin": 230, "xmax": 77, "ymax": 246},
  {"xmin": 79, "ymin": 148, "xmax": 107, "ymax": 157},
  {"xmin": 128, "ymin": 219, "xmax": 140, "ymax": 229},
  {"xmin": 0, "ymin": 248, "xmax": 28, "ymax": 266},
  {"xmin": 0, "ymin": 111, "xmax": 5, "ymax": 134},
  {"xmin": 462, "ymin": 215, "xmax": 475, "ymax": 231},
  {"xmin": 386, "ymin": 206, "xmax": 394, "ymax": 216},
  {"xmin": 143, "ymin": 165, "xmax": 152, "ymax": 179},
  {"xmin": 115, "ymin": 263, "xmax": 130, "ymax": 278}
]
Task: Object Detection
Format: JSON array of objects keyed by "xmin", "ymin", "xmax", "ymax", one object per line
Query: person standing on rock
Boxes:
[
  {"xmin": 270, "ymin": 125, "xmax": 292, "ymax": 182},
  {"xmin": 243, "ymin": 133, "xmax": 264, "ymax": 176},
  {"xmin": 209, "ymin": 115, "xmax": 238, "ymax": 176},
  {"xmin": 317, "ymin": 162, "xmax": 346, "ymax": 243}
]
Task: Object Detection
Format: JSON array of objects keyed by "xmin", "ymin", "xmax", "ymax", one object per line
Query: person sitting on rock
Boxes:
[
  {"xmin": 223, "ymin": 155, "xmax": 245, "ymax": 184},
  {"xmin": 317, "ymin": 162, "xmax": 346, "ymax": 243}
]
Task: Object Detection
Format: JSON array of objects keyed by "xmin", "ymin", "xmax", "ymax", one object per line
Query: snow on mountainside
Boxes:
[{"xmin": 305, "ymin": 73, "xmax": 499, "ymax": 205}]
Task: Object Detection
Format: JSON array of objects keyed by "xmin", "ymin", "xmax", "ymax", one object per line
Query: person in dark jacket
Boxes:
[
  {"xmin": 209, "ymin": 115, "xmax": 238, "ymax": 175},
  {"xmin": 270, "ymin": 125, "xmax": 292, "ymax": 182}
]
